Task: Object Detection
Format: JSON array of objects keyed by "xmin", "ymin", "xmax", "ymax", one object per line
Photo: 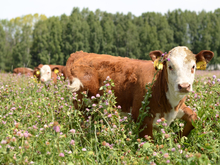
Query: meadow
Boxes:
[{"xmin": 0, "ymin": 70, "xmax": 220, "ymax": 165}]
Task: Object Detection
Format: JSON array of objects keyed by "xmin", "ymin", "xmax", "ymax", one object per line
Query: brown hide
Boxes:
[
  {"xmin": 13, "ymin": 67, "xmax": 34, "ymax": 77},
  {"xmin": 66, "ymin": 50, "xmax": 213, "ymax": 139},
  {"xmin": 66, "ymin": 52, "xmax": 159, "ymax": 123},
  {"xmin": 33, "ymin": 64, "xmax": 65, "ymax": 83}
]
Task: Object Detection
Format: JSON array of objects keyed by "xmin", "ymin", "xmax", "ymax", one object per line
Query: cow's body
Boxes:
[
  {"xmin": 66, "ymin": 47, "xmax": 214, "ymax": 139},
  {"xmin": 33, "ymin": 64, "xmax": 65, "ymax": 84},
  {"xmin": 13, "ymin": 67, "xmax": 34, "ymax": 77}
]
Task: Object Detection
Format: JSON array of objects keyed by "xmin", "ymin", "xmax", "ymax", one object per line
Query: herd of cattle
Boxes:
[{"xmin": 12, "ymin": 46, "xmax": 214, "ymax": 140}]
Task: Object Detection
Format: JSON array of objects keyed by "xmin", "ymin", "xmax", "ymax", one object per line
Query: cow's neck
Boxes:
[{"xmin": 166, "ymin": 83, "xmax": 186, "ymax": 109}]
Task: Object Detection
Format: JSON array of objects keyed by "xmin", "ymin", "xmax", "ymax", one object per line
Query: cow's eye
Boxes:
[
  {"xmin": 168, "ymin": 65, "xmax": 173, "ymax": 70},
  {"xmin": 192, "ymin": 65, "xmax": 195, "ymax": 69}
]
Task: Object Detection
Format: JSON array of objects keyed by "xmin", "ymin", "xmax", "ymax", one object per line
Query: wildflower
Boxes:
[
  {"xmin": 102, "ymin": 141, "xmax": 106, "ymax": 146},
  {"xmin": 108, "ymin": 114, "xmax": 112, "ymax": 118},
  {"xmin": 177, "ymin": 144, "xmax": 181, "ymax": 148},
  {"xmin": 59, "ymin": 153, "xmax": 64, "ymax": 157},
  {"xmin": 70, "ymin": 140, "xmax": 75, "ymax": 145},
  {"xmin": 212, "ymin": 81, "xmax": 215, "ymax": 84},
  {"xmin": 153, "ymin": 152, "xmax": 157, "ymax": 156},
  {"xmin": 70, "ymin": 129, "xmax": 75, "ymax": 134},
  {"xmin": 171, "ymin": 148, "xmax": 175, "ymax": 152},
  {"xmin": 162, "ymin": 123, "xmax": 167, "ymax": 126},
  {"xmin": 150, "ymin": 162, "xmax": 156, "ymax": 165},
  {"xmin": 92, "ymin": 104, "xmax": 96, "ymax": 107},
  {"xmin": 91, "ymin": 96, "xmax": 95, "ymax": 99},
  {"xmin": 24, "ymin": 132, "xmax": 29, "ymax": 138},
  {"xmin": 2, "ymin": 121, "xmax": 6, "ymax": 124},
  {"xmin": 47, "ymin": 152, "xmax": 51, "ymax": 155},
  {"xmin": 46, "ymin": 141, "xmax": 50, "ymax": 145},
  {"xmin": 106, "ymin": 76, "xmax": 111, "ymax": 80},
  {"xmin": 96, "ymin": 94, "xmax": 100, "ymax": 97},
  {"xmin": 213, "ymin": 75, "xmax": 216, "ymax": 79},
  {"xmin": 105, "ymin": 83, "xmax": 110, "ymax": 87},
  {"xmin": 105, "ymin": 101, "xmax": 109, "ymax": 105},
  {"xmin": 1, "ymin": 140, "xmax": 6, "ymax": 144},
  {"xmin": 82, "ymin": 148, "xmax": 86, "ymax": 151},
  {"xmin": 53, "ymin": 125, "xmax": 60, "ymax": 133},
  {"xmin": 194, "ymin": 93, "xmax": 197, "ymax": 98},
  {"xmin": 108, "ymin": 90, "xmax": 112, "ymax": 94},
  {"xmin": 164, "ymin": 153, "xmax": 169, "ymax": 158},
  {"xmin": 179, "ymin": 123, "xmax": 184, "ymax": 127},
  {"xmin": 166, "ymin": 160, "xmax": 170, "ymax": 163},
  {"xmin": 157, "ymin": 119, "xmax": 163, "ymax": 123},
  {"xmin": 164, "ymin": 134, "xmax": 170, "ymax": 138},
  {"xmin": 217, "ymin": 79, "xmax": 220, "ymax": 82},
  {"xmin": 61, "ymin": 97, "xmax": 64, "ymax": 100},
  {"xmin": 161, "ymin": 129, "xmax": 165, "ymax": 134}
]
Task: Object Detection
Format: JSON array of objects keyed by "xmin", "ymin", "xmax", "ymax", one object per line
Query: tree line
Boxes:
[{"xmin": 1, "ymin": 7, "xmax": 220, "ymax": 71}]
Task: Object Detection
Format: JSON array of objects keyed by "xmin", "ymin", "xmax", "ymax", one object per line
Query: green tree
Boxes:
[
  {"xmin": 62, "ymin": 7, "xmax": 90, "ymax": 61},
  {"xmin": 100, "ymin": 12, "xmax": 115, "ymax": 55},
  {"xmin": 87, "ymin": 9, "xmax": 103, "ymax": 53},
  {"xmin": 0, "ymin": 24, "xmax": 6, "ymax": 71}
]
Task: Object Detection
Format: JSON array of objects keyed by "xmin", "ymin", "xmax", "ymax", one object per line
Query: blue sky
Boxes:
[{"xmin": 0, "ymin": 0, "xmax": 219, "ymax": 20}]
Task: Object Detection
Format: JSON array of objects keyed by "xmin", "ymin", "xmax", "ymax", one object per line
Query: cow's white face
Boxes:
[
  {"xmin": 40, "ymin": 65, "xmax": 52, "ymax": 83},
  {"xmin": 166, "ymin": 46, "xmax": 196, "ymax": 96}
]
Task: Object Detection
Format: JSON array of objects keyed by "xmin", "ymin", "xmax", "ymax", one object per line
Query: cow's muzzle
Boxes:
[{"xmin": 178, "ymin": 83, "xmax": 191, "ymax": 93}]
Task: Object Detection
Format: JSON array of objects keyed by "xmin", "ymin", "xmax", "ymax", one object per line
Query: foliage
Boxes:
[
  {"xmin": 0, "ymin": 72, "xmax": 220, "ymax": 164},
  {"xmin": 1, "ymin": 8, "xmax": 220, "ymax": 71}
]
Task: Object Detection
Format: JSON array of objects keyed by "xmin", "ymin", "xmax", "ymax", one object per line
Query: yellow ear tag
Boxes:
[
  {"xmin": 154, "ymin": 58, "xmax": 163, "ymax": 70},
  {"xmin": 36, "ymin": 71, "xmax": 40, "ymax": 75},
  {"xmin": 54, "ymin": 69, "xmax": 59, "ymax": 74},
  {"xmin": 196, "ymin": 61, "xmax": 206, "ymax": 70}
]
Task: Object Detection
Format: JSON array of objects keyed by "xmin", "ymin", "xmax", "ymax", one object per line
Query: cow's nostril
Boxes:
[
  {"xmin": 178, "ymin": 84, "xmax": 182, "ymax": 90},
  {"xmin": 178, "ymin": 83, "xmax": 191, "ymax": 92}
]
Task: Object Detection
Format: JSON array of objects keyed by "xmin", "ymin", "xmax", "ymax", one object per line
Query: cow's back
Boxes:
[{"xmin": 66, "ymin": 52, "xmax": 156, "ymax": 113}]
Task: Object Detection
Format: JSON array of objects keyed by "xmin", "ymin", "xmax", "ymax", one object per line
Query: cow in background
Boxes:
[
  {"xmin": 33, "ymin": 64, "xmax": 65, "ymax": 84},
  {"xmin": 13, "ymin": 67, "xmax": 34, "ymax": 77},
  {"xmin": 65, "ymin": 46, "xmax": 214, "ymax": 139}
]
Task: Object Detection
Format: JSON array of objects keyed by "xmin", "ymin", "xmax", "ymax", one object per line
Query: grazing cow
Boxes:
[
  {"xmin": 66, "ymin": 46, "xmax": 214, "ymax": 139},
  {"xmin": 33, "ymin": 64, "xmax": 65, "ymax": 84},
  {"xmin": 13, "ymin": 67, "xmax": 34, "ymax": 77}
]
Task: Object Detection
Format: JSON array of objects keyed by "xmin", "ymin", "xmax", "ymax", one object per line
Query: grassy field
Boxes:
[{"xmin": 0, "ymin": 71, "xmax": 220, "ymax": 165}]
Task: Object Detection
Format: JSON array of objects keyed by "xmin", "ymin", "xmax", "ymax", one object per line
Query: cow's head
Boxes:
[
  {"xmin": 150, "ymin": 46, "xmax": 214, "ymax": 96},
  {"xmin": 40, "ymin": 65, "xmax": 52, "ymax": 83}
]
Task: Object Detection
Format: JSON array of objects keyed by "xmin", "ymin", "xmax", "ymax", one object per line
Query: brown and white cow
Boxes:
[
  {"xmin": 33, "ymin": 64, "xmax": 65, "ymax": 84},
  {"xmin": 65, "ymin": 46, "xmax": 214, "ymax": 139},
  {"xmin": 13, "ymin": 67, "xmax": 34, "ymax": 77}
]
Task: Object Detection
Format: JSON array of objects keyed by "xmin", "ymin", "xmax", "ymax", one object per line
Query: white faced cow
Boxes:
[{"xmin": 65, "ymin": 47, "xmax": 214, "ymax": 139}]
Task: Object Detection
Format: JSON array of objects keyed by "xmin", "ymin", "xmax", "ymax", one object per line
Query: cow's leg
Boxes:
[
  {"xmin": 139, "ymin": 119, "xmax": 154, "ymax": 139},
  {"xmin": 178, "ymin": 103, "xmax": 197, "ymax": 137}
]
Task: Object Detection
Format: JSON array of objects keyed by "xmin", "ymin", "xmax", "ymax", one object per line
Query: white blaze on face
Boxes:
[
  {"xmin": 166, "ymin": 46, "xmax": 196, "ymax": 95},
  {"xmin": 40, "ymin": 65, "xmax": 52, "ymax": 83}
]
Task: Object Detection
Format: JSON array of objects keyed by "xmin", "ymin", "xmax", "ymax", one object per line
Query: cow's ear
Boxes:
[
  {"xmin": 196, "ymin": 50, "xmax": 214, "ymax": 70},
  {"xmin": 196, "ymin": 50, "xmax": 214, "ymax": 63},
  {"xmin": 34, "ymin": 67, "xmax": 41, "ymax": 75},
  {"xmin": 149, "ymin": 50, "xmax": 164, "ymax": 62},
  {"xmin": 52, "ymin": 67, "xmax": 59, "ymax": 74}
]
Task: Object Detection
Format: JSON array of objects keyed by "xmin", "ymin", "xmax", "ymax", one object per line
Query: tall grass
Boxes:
[{"xmin": 0, "ymin": 72, "xmax": 220, "ymax": 164}]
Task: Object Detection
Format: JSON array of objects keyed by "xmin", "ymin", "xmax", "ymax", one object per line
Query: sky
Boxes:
[{"xmin": 0, "ymin": 0, "xmax": 219, "ymax": 20}]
